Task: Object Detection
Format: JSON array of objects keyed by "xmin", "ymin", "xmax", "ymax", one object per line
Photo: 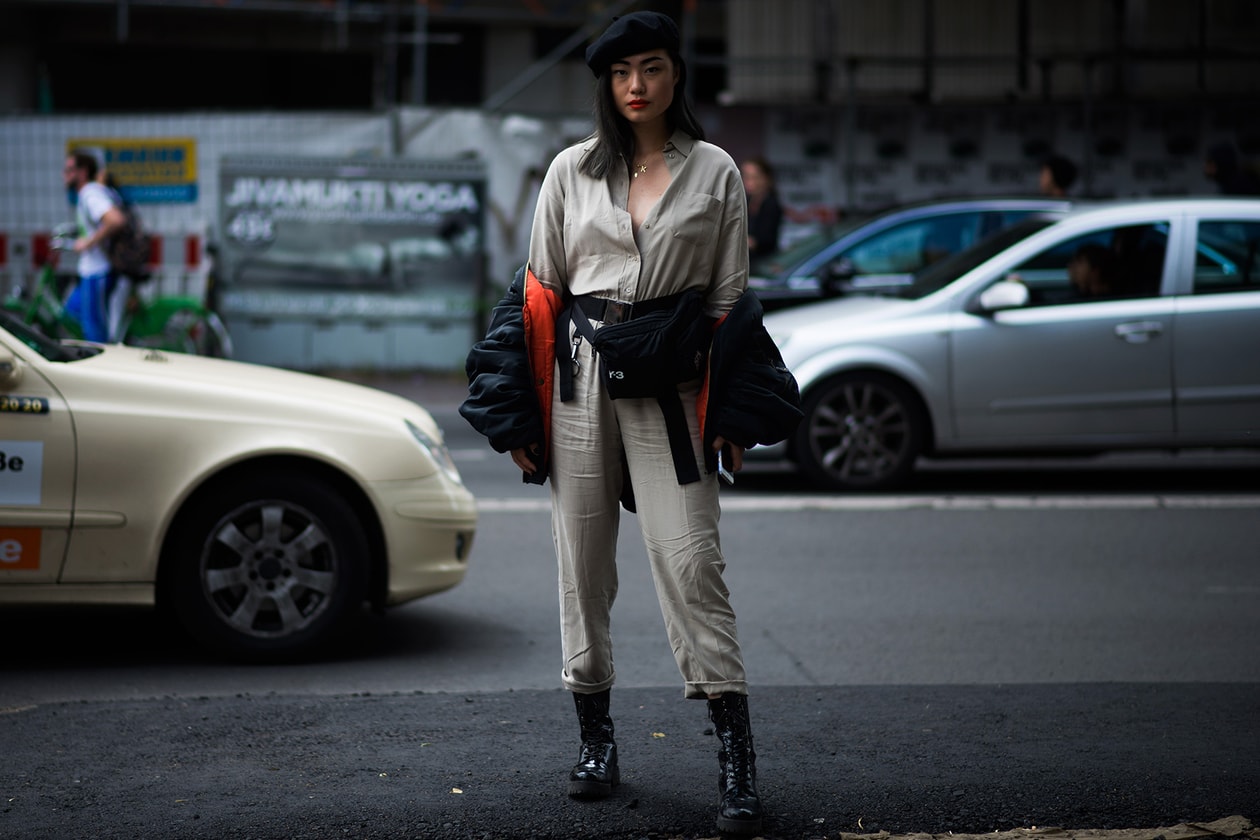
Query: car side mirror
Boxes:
[
  {"xmin": 976, "ymin": 279, "xmax": 1030, "ymax": 312},
  {"xmin": 820, "ymin": 257, "xmax": 858, "ymax": 297},
  {"xmin": 826, "ymin": 257, "xmax": 857, "ymax": 281},
  {"xmin": 0, "ymin": 353, "xmax": 22, "ymax": 388}
]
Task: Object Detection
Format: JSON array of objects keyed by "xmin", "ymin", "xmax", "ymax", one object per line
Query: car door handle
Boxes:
[{"xmin": 1114, "ymin": 321, "xmax": 1164, "ymax": 343}]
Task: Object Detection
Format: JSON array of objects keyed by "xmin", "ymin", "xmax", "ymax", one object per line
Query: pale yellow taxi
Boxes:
[{"xmin": 0, "ymin": 311, "xmax": 476, "ymax": 659}]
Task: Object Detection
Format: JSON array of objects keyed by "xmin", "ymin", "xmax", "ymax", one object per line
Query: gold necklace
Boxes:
[{"xmin": 632, "ymin": 161, "xmax": 648, "ymax": 178}]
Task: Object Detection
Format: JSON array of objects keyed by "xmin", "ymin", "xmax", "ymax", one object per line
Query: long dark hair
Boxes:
[{"xmin": 578, "ymin": 51, "xmax": 706, "ymax": 180}]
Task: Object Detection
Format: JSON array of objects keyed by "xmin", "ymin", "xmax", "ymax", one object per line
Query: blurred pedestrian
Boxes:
[
  {"xmin": 1204, "ymin": 142, "xmax": 1260, "ymax": 196},
  {"xmin": 62, "ymin": 150, "xmax": 125, "ymax": 342},
  {"xmin": 741, "ymin": 156, "xmax": 783, "ymax": 259},
  {"xmin": 96, "ymin": 168, "xmax": 134, "ymax": 342},
  {"xmin": 461, "ymin": 10, "xmax": 801, "ymax": 836},
  {"xmin": 1039, "ymin": 153, "xmax": 1078, "ymax": 198}
]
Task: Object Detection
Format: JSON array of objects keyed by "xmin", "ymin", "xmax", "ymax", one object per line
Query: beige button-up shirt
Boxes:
[{"xmin": 528, "ymin": 130, "xmax": 748, "ymax": 318}]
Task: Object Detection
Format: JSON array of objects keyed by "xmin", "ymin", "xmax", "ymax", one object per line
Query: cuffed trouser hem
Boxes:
[
  {"xmin": 684, "ymin": 680, "xmax": 748, "ymax": 700},
  {"xmin": 563, "ymin": 673, "xmax": 616, "ymax": 695}
]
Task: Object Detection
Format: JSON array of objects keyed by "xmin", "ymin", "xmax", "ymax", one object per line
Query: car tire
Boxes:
[
  {"xmin": 165, "ymin": 475, "xmax": 369, "ymax": 660},
  {"xmin": 795, "ymin": 372, "xmax": 926, "ymax": 491}
]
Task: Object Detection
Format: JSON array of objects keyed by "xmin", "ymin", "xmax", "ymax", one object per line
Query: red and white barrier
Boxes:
[{"xmin": 0, "ymin": 229, "xmax": 209, "ymax": 301}]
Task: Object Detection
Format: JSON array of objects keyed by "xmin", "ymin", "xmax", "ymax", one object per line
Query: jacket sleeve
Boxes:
[
  {"xmin": 705, "ymin": 291, "xmax": 803, "ymax": 451},
  {"xmin": 459, "ymin": 265, "xmax": 546, "ymax": 455}
]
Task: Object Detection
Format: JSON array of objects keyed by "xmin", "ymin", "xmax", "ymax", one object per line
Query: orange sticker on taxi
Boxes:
[{"xmin": 0, "ymin": 528, "xmax": 41, "ymax": 570}]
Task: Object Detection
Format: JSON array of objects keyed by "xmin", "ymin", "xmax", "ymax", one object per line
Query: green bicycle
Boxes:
[{"xmin": 3, "ymin": 224, "xmax": 233, "ymax": 357}]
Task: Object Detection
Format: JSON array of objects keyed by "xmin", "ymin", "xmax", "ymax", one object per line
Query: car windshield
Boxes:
[
  {"xmin": 896, "ymin": 217, "xmax": 1057, "ymax": 299},
  {"xmin": 0, "ymin": 309, "xmax": 99, "ymax": 362},
  {"xmin": 750, "ymin": 216, "xmax": 875, "ymax": 277}
]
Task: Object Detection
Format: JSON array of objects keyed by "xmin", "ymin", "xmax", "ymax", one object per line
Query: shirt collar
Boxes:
[
  {"xmin": 665, "ymin": 129, "xmax": 696, "ymax": 157},
  {"xmin": 580, "ymin": 128, "xmax": 698, "ymax": 159}
]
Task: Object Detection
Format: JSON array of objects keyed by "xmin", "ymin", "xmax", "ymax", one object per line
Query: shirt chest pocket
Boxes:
[{"xmin": 663, "ymin": 191, "xmax": 721, "ymax": 248}]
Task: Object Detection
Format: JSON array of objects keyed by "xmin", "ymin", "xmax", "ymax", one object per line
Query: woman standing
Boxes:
[
  {"xmin": 742, "ymin": 157, "xmax": 783, "ymax": 260},
  {"xmin": 462, "ymin": 11, "xmax": 800, "ymax": 836}
]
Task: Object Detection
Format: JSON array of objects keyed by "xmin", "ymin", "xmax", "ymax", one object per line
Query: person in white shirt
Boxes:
[{"xmin": 62, "ymin": 151, "xmax": 125, "ymax": 342}]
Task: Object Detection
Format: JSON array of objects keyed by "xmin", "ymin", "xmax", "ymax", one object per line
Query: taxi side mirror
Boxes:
[{"xmin": 0, "ymin": 353, "xmax": 22, "ymax": 388}]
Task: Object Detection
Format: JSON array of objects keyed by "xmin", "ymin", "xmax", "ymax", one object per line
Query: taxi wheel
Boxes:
[
  {"xmin": 795, "ymin": 372, "xmax": 926, "ymax": 492},
  {"xmin": 166, "ymin": 475, "xmax": 369, "ymax": 660}
]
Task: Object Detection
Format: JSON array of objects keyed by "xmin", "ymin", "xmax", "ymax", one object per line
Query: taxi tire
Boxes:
[{"xmin": 165, "ymin": 474, "xmax": 369, "ymax": 661}]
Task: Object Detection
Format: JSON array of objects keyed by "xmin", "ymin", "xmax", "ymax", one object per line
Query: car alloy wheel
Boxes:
[
  {"xmin": 201, "ymin": 498, "xmax": 340, "ymax": 638},
  {"xmin": 167, "ymin": 475, "xmax": 368, "ymax": 659},
  {"xmin": 796, "ymin": 372, "xmax": 925, "ymax": 491}
]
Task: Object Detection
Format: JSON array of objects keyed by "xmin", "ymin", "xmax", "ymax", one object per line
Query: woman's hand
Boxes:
[
  {"xmin": 712, "ymin": 435, "xmax": 744, "ymax": 472},
  {"xmin": 511, "ymin": 444, "xmax": 540, "ymax": 474}
]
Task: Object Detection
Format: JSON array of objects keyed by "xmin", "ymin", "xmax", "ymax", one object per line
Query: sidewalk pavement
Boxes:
[{"xmin": 1, "ymin": 685, "xmax": 1256, "ymax": 840}]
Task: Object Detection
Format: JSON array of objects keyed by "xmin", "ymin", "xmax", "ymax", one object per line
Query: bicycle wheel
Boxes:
[
  {"xmin": 154, "ymin": 306, "xmax": 205, "ymax": 354},
  {"xmin": 141, "ymin": 306, "xmax": 231, "ymax": 356},
  {"xmin": 200, "ymin": 310, "xmax": 234, "ymax": 358}
]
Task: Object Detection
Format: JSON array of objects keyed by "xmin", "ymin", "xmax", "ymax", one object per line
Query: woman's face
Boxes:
[
  {"xmin": 741, "ymin": 162, "xmax": 770, "ymax": 197},
  {"xmin": 609, "ymin": 49, "xmax": 677, "ymax": 127}
]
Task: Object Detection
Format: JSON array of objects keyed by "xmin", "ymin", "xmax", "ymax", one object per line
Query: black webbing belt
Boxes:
[
  {"xmin": 570, "ymin": 292, "xmax": 686, "ymax": 325},
  {"xmin": 556, "ymin": 291, "xmax": 702, "ymax": 486}
]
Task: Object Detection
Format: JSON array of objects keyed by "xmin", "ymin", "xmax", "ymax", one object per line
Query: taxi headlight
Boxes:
[{"xmin": 406, "ymin": 420, "xmax": 462, "ymax": 483}]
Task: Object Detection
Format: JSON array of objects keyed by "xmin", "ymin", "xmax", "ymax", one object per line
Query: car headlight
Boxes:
[{"xmin": 406, "ymin": 419, "xmax": 462, "ymax": 483}]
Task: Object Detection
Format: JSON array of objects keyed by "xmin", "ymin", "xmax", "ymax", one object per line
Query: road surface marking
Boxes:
[{"xmin": 475, "ymin": 495, "xmax": 1260, "ymax": 512}]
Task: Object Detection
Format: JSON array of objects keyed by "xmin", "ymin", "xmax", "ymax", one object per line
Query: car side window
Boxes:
[
  {"xmin": 840, "ymin": 213, "xmax": 982, "ymax": 275},
  {"xmin": 1194, "ymin": 221, "xmax": 1260, "ymax": 294},
  {"xmin": 1009, "ymin": 224, "xmax": 1168, "ymax": 306},
  {"xmin": 984, "ymin": 210, "xmax": 1038, "ymax": 236}
]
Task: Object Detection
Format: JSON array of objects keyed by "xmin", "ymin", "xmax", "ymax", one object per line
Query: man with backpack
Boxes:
[{"xmin": 62, "ymin": 150, "xmax": 126, "ymax": 342}]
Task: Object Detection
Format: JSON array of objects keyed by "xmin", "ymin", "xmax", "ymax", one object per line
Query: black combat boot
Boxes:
[
  {"xmin": 569, "ymin": 689, "xmax": 619, "ymax": 799},
  {"xmin": 707, "ymin": 692, "xmax": 763, "ymax": 835}
]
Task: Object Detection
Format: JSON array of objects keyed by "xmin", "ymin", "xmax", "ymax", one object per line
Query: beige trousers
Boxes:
[{"xmin": 550, "ymin": 327, "xmax": 747, "ymax": 699}]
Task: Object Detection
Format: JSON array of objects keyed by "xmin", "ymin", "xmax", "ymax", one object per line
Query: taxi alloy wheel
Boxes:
[
  {"xmin": 796, "ymin": 372, "xmax": 926, "ymax": 492},
  {"xmin": 169, "ymin": 476, "xmax": 368, "ymax": 659}
]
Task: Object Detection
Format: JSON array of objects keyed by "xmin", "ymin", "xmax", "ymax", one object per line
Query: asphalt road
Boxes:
[{"xmin": 2, "ymin": 371, "xmax": 1257, "ymax": 839}]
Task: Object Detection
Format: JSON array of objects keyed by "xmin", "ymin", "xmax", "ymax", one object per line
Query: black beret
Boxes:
[{"xmin": 584, "ymin": 11, "xmax": 680, "ymax": 77}]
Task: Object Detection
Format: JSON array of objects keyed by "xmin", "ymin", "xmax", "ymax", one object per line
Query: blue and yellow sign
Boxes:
[{"xmin": 67, "ymin": 137, "xmax": 198, "ymax": 204}]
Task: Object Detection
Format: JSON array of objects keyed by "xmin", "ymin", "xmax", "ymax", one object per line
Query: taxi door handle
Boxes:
[{"xmin": 1114, "ymin": 321, "xmax": 1164, "ymax": 344}]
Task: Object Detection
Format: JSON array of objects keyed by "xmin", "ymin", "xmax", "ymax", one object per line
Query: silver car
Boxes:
[{"xmin": 761, "ymin": 197, "xmax": 1260, "ymax": 491}]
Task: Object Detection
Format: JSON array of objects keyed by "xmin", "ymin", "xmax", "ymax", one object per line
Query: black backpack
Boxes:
[{"xmin": 106, "ymin": 204, "xmax": 153, "ymax": 280}]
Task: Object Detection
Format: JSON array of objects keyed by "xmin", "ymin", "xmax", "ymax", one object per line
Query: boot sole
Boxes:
[
  {"xmin": 568, "ymin": 778, "xmax": 615, "ymax": 799},
  {"xmin": 568, "ymin": 764, "xmax": 620, "ymax": 799},
  {"xmin": 716, "ymin": 814, "xmax": 763, "ymax": 835}
]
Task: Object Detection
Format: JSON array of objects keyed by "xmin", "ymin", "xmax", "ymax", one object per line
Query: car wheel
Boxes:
[
  {"xmin": 166, "ymin": 475, "xmax": 369, "ymax": 660},
  {"xmin": 795, "ymin": 372, "xmax": 925, "ymax": 491}
]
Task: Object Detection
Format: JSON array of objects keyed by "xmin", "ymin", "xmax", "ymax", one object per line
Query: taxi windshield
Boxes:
[{"xmin": 0, "ymin": 309, "xmax": 100, "ymax": 362}]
